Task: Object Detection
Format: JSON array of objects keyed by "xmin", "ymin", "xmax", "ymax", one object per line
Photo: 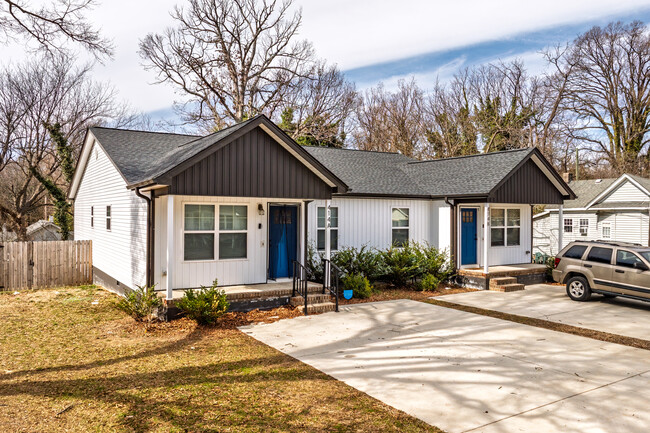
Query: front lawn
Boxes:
[{"xmin": 0, "ymin": 286, "xmax": 440, "ymax": 433}]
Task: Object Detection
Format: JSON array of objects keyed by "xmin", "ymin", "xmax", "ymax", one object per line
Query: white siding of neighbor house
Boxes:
[
  {"xmin": 601, "ymin": 180, "xmax": 648, "ymax": 202},
  {"xmin": 153, "ymin": 196, "xmax": 306, "ymax": 289},
  {"xmin": 534, "ymin": 210, "xmax": 649, "ymax": 256},
  {"xmin": 306, "ymin": 198, "xmax": 451, "ymax": 253},
  {"xmin": 73, "ymin": 141, "xmax": 147, "ymax": 291},
  {"xmin": 458, "ymin": 204, "xmax": 532, "ymax": 267}
]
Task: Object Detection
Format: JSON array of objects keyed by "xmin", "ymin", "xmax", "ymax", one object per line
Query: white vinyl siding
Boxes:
[
  {"xmin": 73, "ymin": 140, "xmax": 147, "ymax": 291},
  {"xmin": 307, "ymin": 198, "xmax": 445, "ymax": 252},
  {"xmin": 602, "ymin": 180, "xmax": 649, "ymax": 203}
]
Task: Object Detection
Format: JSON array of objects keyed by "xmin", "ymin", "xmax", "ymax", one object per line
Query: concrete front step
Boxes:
[
  {"xmin": 491, "ymin": 283, "xmax": 525, "ymax": 292},
  {"xmin": 290, "ymin": 293, "xmax": 332, "ymax": 307},
  {"xmin": 296, "ymin": 302, "xmax": 337, "ymax": 314},
  {"xmin": 489, "ymin": 277, "xmax": 517, "ymax": 288}
]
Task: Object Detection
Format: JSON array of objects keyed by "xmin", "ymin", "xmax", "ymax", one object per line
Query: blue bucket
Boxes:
[{"xmin": 343, "ymin": 289, "xmax": 353, "ymax": 300}]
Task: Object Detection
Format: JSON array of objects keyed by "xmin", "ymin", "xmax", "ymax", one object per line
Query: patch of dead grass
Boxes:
[{"xmin": 0, "ymin": 287, "xmax": 441, "ymax": 433}]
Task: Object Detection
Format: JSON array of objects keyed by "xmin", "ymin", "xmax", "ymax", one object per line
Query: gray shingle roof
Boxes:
[
  {"xmin": 406, "ymin": 148, "xmax": 534, "ymax": 196},
  {"xmin": 90, "ymin": 118, "xmax": 258, "ymax": 186},
  {"xmin": 545, "ymin": 178, "xmax": 617, "ymax": 209},
  {"xmin": 304, "ymin": 146, "xmax": 536, "ymax": 197},
  {"xmin": 302, "ymin": 147, "xmax": 428, "ymax": 196},
  {"xmin": 591, "ymin": 200, "xmax": 650, "ymax": 209}
]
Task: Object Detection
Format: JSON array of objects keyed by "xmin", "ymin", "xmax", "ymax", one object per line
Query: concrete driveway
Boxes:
[
  {"xmin": 440, "ymin": 284, "xmax": 650, "ymax": 340},
  {"xmin": 242, "ymin": 299, "xmax": 650, "ymax": 433}
]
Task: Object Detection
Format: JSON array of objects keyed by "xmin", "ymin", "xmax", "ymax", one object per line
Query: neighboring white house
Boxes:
[
  {"xmin": 534, "ymin": 174, "xmax": 650, "ymax": 256},
  {"xmin": 0, "ymin": 218, "xmax": 67, "ymax": 242},
  {"xmin": 68, "ymin": 115, "xmax": 574, "ymax": 297}
]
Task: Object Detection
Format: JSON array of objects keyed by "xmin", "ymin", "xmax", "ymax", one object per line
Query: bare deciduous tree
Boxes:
[
  {"xmin": 552, "ymin": 21, "xmax": 650, "ymax": 175},
  {"xmin": 0, "ymin": 55, "xmax": 119, "ymax": 239},
  {"xmin": 0, "ymin": 0, "xmax": 112, "ymax": 58},
  {"xmin": 139, "ymin": 0, "xmax": 314, "ymax": 130},
  {"xmin": 278, "ymin": 61, "xmax": 357, "ymax": 147}
]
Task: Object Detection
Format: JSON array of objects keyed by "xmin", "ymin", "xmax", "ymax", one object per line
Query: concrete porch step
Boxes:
[
  {"xmin": 491, "ymin": 283, "xmax": 525, "ymax": 292},
  {"xmin": 290, "ymin": 293, "xmax": 332, "ymax": 306},
  {"xmin": 489, "ymin": 277, "xmax": 517, "ymax": 288},
  {"xmin": 296, "ymin": 302, "xmax": 337, "ymax": 314}
]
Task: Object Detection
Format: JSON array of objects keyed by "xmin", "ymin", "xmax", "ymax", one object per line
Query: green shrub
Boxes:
[
  {"xmin": 415, "ymin": 244, "xmax": 455, "ymax": 282},
  {"xmin": 117, "ymin": 284, "xmax": 162, "ymax": 323},
  {"xmin": 306, "ymin": 243, "xmax": 324, "ymax": 283},
  {"xmin": 381, "ymin": 243, "xmax": 421, "ymax": 287},
  {"xmin": 332, "ymin": 245, "xmax": 385, "ymax": 281},
  {"xmin": 418, "ymin": 274, "xmax": 440, "ymax": 291},
  {"xmin": 342, "ymin": 273, "xmax": 373, "ymax": 299},
  {"xmin": 176, "ymin": 279, "xmax": 229, "ymax": 325}
]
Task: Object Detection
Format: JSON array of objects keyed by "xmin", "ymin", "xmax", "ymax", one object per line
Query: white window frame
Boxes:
[
  {"xmin": 564, "ymin": 218, "xmax": 573, "ymax": 233},
  {"xmin": 317, "ymin": 206, "xmax": 338, "ymax": 251},
  {"xmin": 490, "ymin": 208, "xmax": 521, "ymax": 247},
  {"xmin": 218, "ymin": 204, "xmax": 248, "ymax": 260},
  {"xmin": 579, "ymin": 218, "xmax": 589, "ymax": 236},
  {"xmin": 602, "ymin": 222, "xmax": 611, "ymax": 239},
  {"xmin": 181, "ymin": 203, "xmax": 250, "ymax": 262},
  {"xmin": 183, "ymin": 203, "xmax": 216, "ymax": 262},
  {"xmin": 106, "ymin": 205, "xmax": 111, "ymax": 231},
  {"xmin": 391, "ymin": 207, "xmax": 410, "ymax": 247}
]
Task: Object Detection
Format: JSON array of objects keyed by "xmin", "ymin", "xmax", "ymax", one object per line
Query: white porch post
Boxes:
[
  {"xmin": 558, "ymin": 204, "xmax": 564, "ymax": 255},
  {"xmin": 166, "ymin": 195, "xmax": 175, "ymax": 300},
  {"xmin": 324, "ymin": 199, "xmax": 331, "ymax": 287},
  {"xmin": 484, "ymin": 203, "xmax": 490, "ymax": 274}
]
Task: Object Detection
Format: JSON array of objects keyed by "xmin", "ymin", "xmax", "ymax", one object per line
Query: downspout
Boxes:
[{"xmin": 135, "ymin": 187, "xmax": 153, "ymax": 288}]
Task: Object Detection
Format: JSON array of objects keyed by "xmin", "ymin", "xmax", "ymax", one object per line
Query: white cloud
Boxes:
[{"xmin": 298, "ymin": 0, "xmax": 650, "ymax": 69}]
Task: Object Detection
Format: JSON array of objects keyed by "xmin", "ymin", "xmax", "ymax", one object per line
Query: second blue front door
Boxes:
[
  {"xmin": 461, "ymin": 208, "xmax": 478, "ymax": 265},
  {"xmin": 269, "ymin": 205, "xmax": 298, "ymax": 279}
]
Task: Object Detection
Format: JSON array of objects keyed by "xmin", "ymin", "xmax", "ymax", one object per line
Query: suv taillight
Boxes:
[{"xmin": 554, "ymin": 258, "xmax": 561, "ymax": 268}]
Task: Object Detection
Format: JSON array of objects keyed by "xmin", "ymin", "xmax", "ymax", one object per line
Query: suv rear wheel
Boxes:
[{"xmin": 566, "ymin": 276, "xmax": 591, "ymax": 301}]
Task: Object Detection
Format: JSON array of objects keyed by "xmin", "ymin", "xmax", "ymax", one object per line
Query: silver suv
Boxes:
[{"xmin": 553, "ymin": 241, "xmax": 650, "ymax": 302}]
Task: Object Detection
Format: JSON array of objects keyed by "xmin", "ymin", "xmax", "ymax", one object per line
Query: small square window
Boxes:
[
  {"xmin": 579, "ymin": 219, "xmax": 589, "ymax": 236},
  {"xmin": 91, "ymin": 206, "xmax": 94, "ymax": 228},
  {"xmin": 106, "ymin": 206, "xmax": 111, "ymax": 231},
  {"xmin": 564, "ymin": 218, "xmax": 573, "ymax": 233}
]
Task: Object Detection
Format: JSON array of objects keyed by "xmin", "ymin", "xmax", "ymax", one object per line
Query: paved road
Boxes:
[
  {"xmin": 242, "ymin": 299, "xmax": 650, "ymax": 433},
  {"xmin": 440, "ymin": 284, "xmax": 650, "ymax": 340}
]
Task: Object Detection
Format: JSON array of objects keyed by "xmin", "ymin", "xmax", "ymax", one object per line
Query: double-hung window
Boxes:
[
  {"xmin": 184, "ymin": 204, "xmax": 215, "ymax": 261},
  {"xmin": 184, "ymin": 204, "xmax": 248, "ymax": 261},
  {"xmin": 106, "ymin": 206, "xmax": 111, "ymax": 231},
  {"xmin": 317, "ymin": 207, "xmax": 338, "ymax": 250},
  {"xmin": 391, "ymin": 208, "xmax": 409, "ymax": 247},
  {"xmin": 564, "ymin": 218, "xmax": 573, "ymax": 233},
  {"xmin": 218, "ymin": 205, "xmax": 248, "ymax": 259},
  {"xmin": 579, "ymin": 218, "xmax": 589, "ymax": 236},
  {"xmin": 602, "ymin": 223, "xmax": 611, "ymax": 239},
  {"xmin": 490, "ymin": 208, "xmax": 520, "ymax": 247},
  {"xmin": 91, "ymin": 206, "xmax": 94, "ymax": 228}
]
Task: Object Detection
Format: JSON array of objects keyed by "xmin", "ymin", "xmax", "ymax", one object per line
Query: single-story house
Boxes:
[
  {"xmin": 68, "ymin": 114, "xmax": 574, "ymax": 298},
  {"xmin": 534, "ymin": 174, "xmax": 650, "ymax": 256}
]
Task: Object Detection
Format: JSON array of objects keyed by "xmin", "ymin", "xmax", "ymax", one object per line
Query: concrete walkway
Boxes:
[
  {"xmin": 440, "ymin": 284, "xmax": 650, "ymax": 341},
  {"xmin": 242, "ymin": 300, "xmax": 650, "ymax": 433}
]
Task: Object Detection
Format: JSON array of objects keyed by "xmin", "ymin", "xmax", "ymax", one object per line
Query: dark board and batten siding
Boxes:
[
  {"xmin": 169, "ymin": 128, "xmax": 333, "ymax": 199},
  {"xmin": 489, "ymin": 159, "xmax": 565, "ymax": 204}
]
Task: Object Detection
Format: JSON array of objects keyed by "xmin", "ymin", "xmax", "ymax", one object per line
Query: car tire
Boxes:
[{"xmin": 566, "ymin": 276, "xmax": 591, "ymax": 301}]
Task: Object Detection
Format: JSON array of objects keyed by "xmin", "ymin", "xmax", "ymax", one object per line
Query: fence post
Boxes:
[{"xmin": 27, "ymin": 241, "xmax": 34, "ymax": 290}]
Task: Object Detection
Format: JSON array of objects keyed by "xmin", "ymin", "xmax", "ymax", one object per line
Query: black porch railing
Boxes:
[
  {"xmin": 322, "ymin": 259, "xmax": 340, "ymax": 313},
  {"xmin": 292, "ymin": 260, "xmax": 310, "ymax": 315}
]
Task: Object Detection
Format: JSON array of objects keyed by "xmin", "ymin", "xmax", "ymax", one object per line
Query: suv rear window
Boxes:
[
  {"xmin": 586, "ymin": 247, "xmax": 613, "ymax": 264},
  {"xmin": 563, "ymin": 245, "xmax": 587, "ymax": 259}
]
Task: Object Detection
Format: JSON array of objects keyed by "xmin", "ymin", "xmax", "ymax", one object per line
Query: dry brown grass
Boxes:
[{"xmin": 0, "ymin": 286, "xmax": 442, "ymax": 433}]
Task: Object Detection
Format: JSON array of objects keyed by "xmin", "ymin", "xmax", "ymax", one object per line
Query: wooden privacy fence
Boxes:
[{"xmin": 0, "ymin": 240, "xmax": 92, "ymax": 291}]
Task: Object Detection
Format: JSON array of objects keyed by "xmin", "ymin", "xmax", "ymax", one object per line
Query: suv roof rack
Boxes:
[{"xmin": 577, "ymin": 240, "xmax": 644, "ymax": 248}]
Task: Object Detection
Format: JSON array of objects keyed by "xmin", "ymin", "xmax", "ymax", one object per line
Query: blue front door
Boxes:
[
  {"xmin": 269, "ymin": 205, "xmax": 298, "ymax": 279},
  {"xmin": 461, "ymin": 209, "xmax": 478, "ymax": 265}
]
